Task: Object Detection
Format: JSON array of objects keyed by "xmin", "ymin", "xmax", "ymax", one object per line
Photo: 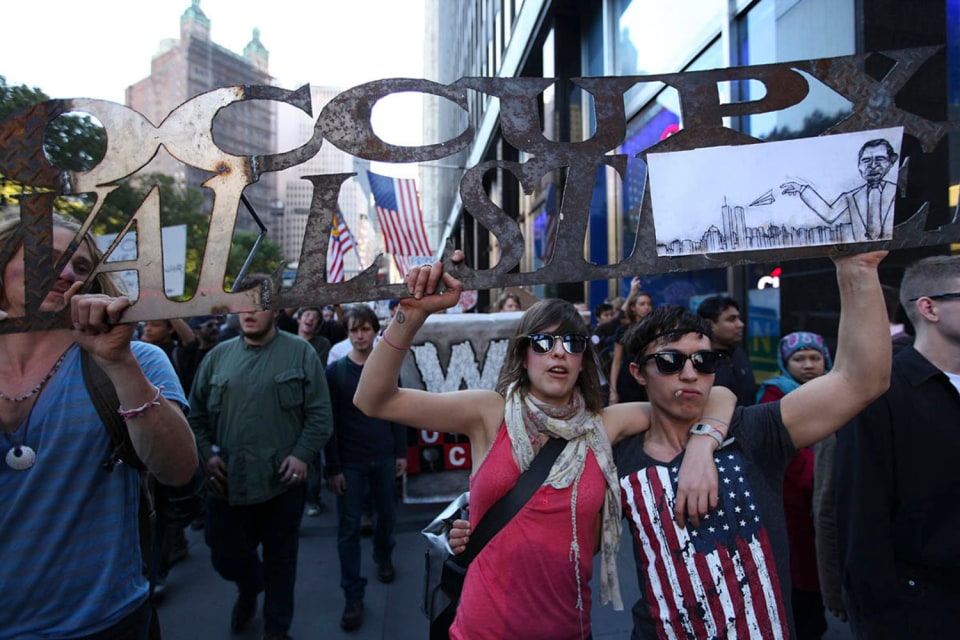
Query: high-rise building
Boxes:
[
  {"xmin": 125, "ymin": 0, "xmax": 277, "ymax": 232},
  {"xmin": 274, "ymin": 86, "xmax": 372, "ymax": 272}
]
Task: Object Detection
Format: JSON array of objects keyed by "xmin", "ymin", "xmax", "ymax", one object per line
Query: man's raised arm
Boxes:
[{"xmin": 779, "ymin": 251, "xmax": 890, "ymax": 448}]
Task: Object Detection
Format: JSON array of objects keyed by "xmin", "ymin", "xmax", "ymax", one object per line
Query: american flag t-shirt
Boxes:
[{"xmin": 620, "ymin": 449, "xmax": 789, "ymax": 639}]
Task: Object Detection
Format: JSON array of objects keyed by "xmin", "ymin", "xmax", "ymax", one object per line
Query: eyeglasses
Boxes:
[
  {"xmin": 908, "ymin": 292, "xmax": 960, "ymax": 302},
  {"xmin": 638, "ymin": 350, "xmax": 724, "ymax": 375},
  {"xmin": 527, "ymin": 334, "xmax": 588, "ymax": 355}
]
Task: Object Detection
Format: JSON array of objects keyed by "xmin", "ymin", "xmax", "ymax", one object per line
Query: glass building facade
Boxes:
[{"xmin": 425, "ymin": 0, "xmax": 956, "ymax": 366}]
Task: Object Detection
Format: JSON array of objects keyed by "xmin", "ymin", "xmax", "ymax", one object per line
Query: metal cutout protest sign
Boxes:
[{"xmin": 1, "ymin": 46, "xmax": 958, "ymax": 333}]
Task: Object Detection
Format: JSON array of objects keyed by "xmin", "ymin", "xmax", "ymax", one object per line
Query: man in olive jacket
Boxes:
[{"xmin": 189, "ymin": 287, "xmax": 332, "ymax": 640}]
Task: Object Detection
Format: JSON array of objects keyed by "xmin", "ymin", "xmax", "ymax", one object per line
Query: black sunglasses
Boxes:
[
  {"xmin": 908, "ymin": 292, "xmax": 960, "ymax": 302},
  {"xmin": 639, "ymin": 350, "xmax": 724, "ymax": 375},
  {"xmin": 527, "ymin": 334, "xmax": 588, "ymax": 355}
]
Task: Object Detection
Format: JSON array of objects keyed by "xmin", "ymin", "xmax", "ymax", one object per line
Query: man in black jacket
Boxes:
[{"xmin": 835, "ymin": 255, "xmax": 960, "ymax": 638}]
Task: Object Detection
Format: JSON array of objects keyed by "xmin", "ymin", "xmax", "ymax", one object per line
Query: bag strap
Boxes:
[
  {"xmin": 457, "ymin": 436, "xmax": 566, "ymax": 566},
  {"xmin": 80, "ymin": 349, "xmax": 158, "ymax": 611},
  {"xmin": 80, "ymin": 349, "xmax": 146, "ymax": 471}
]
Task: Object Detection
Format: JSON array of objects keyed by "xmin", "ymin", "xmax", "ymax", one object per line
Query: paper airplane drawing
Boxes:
[{"xmin": 749, "ymin": 190, "xmax": 776, "ymax": 207}]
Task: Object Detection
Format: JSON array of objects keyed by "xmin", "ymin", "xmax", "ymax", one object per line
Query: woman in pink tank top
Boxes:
[{"xmin": 355, "ymin": 253, "xmax": 734, "ymax": 640}]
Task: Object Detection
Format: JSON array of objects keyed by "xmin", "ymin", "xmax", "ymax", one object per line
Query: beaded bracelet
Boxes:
[
  {"xmin": 380, "ymin": 333, "xmax": 410, "ymax": 351},
  {"xmin": 118, "ymin": 386, "xmax": 164, "ymax": 420}
]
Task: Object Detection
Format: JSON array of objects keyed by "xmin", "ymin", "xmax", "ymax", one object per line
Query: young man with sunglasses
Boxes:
[
  {"xmin": 834, "ymin": 255, "xmax": 960, "ymax": 638},
  {"xmin": 615, "ymin": 251, "xmax": 890, "ymax": 639}
]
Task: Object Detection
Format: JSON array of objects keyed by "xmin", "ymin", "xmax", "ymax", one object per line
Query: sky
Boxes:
[{"xmin": 2, "ymin": 0, "xmax": 426, "ymax": 103}]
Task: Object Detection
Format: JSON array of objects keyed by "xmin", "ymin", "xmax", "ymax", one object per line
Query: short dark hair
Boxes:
[
  {"xmin": 900, "ymin": 255, "xmax": 960, "ymax": 325},
  {"xmin": 624, "ymin": 304, "xmax": 713, "ymax": 361},
  {"xmin": 297, "ymin": 306, "xmax": 321, "ymax": 317},
  {"xmin": 858, "ymin": 138, "xmax": 896, "ymax": 161},
  {"xmin": 696, "ymin": 296, "xmax": 740, "ymax": 322},
  {"xmin": 594, "ymin": 302, "xmax": 613, "ymax": 317},
  {"xmin": 343, "ymin": 304, "xmax": 380, "ymax": 333}
]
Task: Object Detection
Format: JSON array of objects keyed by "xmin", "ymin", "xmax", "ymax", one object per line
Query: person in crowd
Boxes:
[
  {"xmin": 697, "ymin": 295, "xmax": 758, "ymax": 406},
  {"xmin": 593, "ymin": 302, "xmax": 616, "ymax": 327},
  {"xmin": 172, "ymin": 314, "xmax": 223, "ymax": 394},
  {"xmin": 218, "ymin": 313, "xmax": 241, "ymax": 341},
  {"xmin": 355, "ymin": 253, "xmax": 735, "ymax": 640},
  {"xmin": 297, "ymin": 306, "xmax": 333, "ymax": 518},
  {"xmin": 324, "ymin": 304, "xmax": 379, "ymax": 533},
  {"xmin": 140, "ymin": 317, "xmax": 196, "ymax": 360},
  {"xmin": 297, "ymin": 306, "xmax": 332, "ymax": 367},
  {"xmin": 170, "ymin": 313, "xmax": 224, "ymax": 533},
  {"xmin": 188, "ymin": 275, "xmax": 333, "ymax": 640},
  {"xmin": 493, "ymin": 290, "xmax": 522, "ymax": 312},
  {"xmin": 276, "ymin": 307, "xmax": 299, "ymax": 334},
  {"xmin": 609, "ymin": 278, "xmax": 654, "ymax": 405},
  {"xmin": 611, "ymin": 250, "xmax": 889, "ymax": 639},
  {"xmin": 834, "ymin": 255, "xmax": 960, "ymax": 638},
  {"xmin": 324, "ymin": 305, "xmax": 409, "ymax": 630},
  {"xmin": 592, "ymin": 298, "xmax": 625, "ymax": 403},
  {"xmin": 322, "ymin": 305, "xmax": 336, "ymax": 323},
  {"xmin": 591, "ymin": 302, "xmax": 617, "ymax": 401},
  {"xmin": 138, "ymin": 315, "xmax": 201, "ymax": 592},
  {"xmin": 0, "ymin": 214, "xmax": 198, "ymax": 638},
  {"xmin": 757, "ymin": 331, "xmax": 833, "ymax": 639}
]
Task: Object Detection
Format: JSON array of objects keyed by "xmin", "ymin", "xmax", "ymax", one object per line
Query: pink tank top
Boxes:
[{"xmin": 449, "ymin": 423, "xmax": 605, "ymax": 640}]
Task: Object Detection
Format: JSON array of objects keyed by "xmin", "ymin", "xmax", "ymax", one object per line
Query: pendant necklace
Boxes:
[{"xmin": 1, "ymin": 349, "xmax": 70, "ymax": 471}]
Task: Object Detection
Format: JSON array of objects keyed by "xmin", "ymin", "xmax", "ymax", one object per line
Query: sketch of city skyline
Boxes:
[
  {"xmin": 656, "ymin": 197, "xmax": 854, "ymax": 256},
  {"xmin": 646, "ymin": 126, "xmax": 903, "ymax": 257}
]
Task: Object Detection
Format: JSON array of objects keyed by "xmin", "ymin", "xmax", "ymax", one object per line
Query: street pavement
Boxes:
[{"xmin": 155, "ymin": 499, "xmax": 854, "ymax": 639}]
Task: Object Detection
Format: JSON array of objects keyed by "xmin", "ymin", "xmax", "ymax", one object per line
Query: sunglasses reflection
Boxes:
[
  {"xmin": 527, "ymin": 333, "xmax": 588, "ymax": 355},
  {"xmin": 639, "ymin": 350, "xmax": 724, "ymax": 374}
]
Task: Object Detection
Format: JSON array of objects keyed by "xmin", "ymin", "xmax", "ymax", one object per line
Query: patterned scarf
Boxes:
[{"xmin": 503, "ymin": 384, "xmax": 624, "ymax": 612}]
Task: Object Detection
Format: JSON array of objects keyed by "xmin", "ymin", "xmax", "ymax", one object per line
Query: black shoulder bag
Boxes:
[{"xmin": 429, "ymin": 436, "xmax": 566, "ymax": 640}]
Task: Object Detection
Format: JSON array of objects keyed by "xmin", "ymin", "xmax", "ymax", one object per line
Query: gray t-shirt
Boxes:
[{"xmin": 614, "ymin": 402, "xmax": 796, "ymax": 639}]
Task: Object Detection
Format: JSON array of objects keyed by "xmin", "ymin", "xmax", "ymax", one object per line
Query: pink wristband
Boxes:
[
  {"xmin": 380, "ymin": 333, "xmax": 410, "ymax": 351},
  {"xmin": 118, "ymin": 386, "xmax": 164, "ymax": 420}
]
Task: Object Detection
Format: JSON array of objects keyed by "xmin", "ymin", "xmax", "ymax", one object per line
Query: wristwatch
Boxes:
[{"xmin": 689, "ymin": 422, "xmax": 725, "ymax": 448}]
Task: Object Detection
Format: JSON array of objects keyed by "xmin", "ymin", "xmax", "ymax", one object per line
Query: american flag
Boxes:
[
  {"xmin": 367, "ymin": 171, "xmax": 432, "ymax": 275},
  {"xmin": 328, "ymin": 212, "xmax": 357, "ymax": 283},
  {"xmin": 620, "ymin": 450, "xmax": 789, "ymax": 639}
]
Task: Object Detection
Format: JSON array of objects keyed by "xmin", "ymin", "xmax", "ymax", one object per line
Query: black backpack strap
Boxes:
[
  {"xmin": 432, "ymin": 437, "xmax": 567, "ymax": 637},
  {"xmin": 80, "ymin": 349, "xmax": 157, "ymax": 604},
  {"xmin": 81, "ymin": 349, "xmax": 146, "ymax": 472},
  {"xmin": 458, "ymin": 436, "xmax": 566, "ymax": 565}
]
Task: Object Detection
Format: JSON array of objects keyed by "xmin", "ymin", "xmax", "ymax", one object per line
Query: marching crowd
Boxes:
[{"xmin": 2, "ymin": 213, "xmax": 958, "ymax": 639}]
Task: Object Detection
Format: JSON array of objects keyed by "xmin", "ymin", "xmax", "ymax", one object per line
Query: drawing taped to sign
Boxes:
[{"xmin": 647, "ymin": 127, "xmax": 904, "ymax": 256}]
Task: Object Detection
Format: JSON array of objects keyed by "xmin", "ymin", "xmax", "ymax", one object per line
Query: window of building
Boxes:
[{"xmin": 733, "ymin": 0, "xmax": 856, "ymax": 140}]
